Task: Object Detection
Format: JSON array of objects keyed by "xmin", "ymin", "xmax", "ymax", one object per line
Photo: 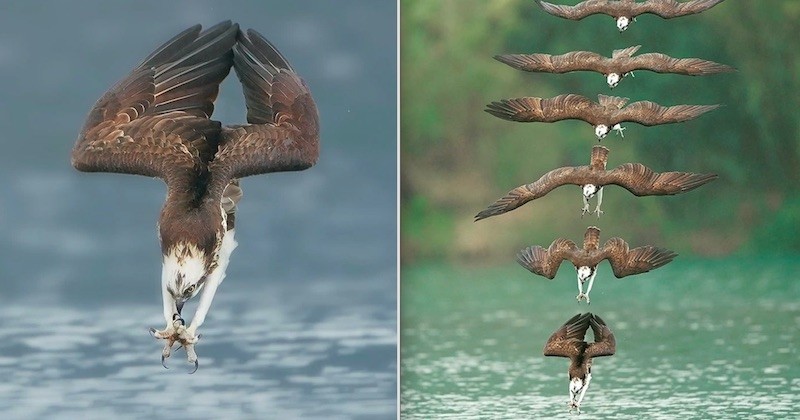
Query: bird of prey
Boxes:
[
  {"xmin": 534, "ymin": 0, "xmax": 726, "ymax": 32},
  {"xmin": 474, "ymin": 145, "xmax": 717, "ymax": 220},
  {"xmin": 72, "ymin": 22, "xmax": 319, "ymax": 372},
  {"xmin": 485, "ymin": 93, "xmax": 719, "ymax": 139},
  {"xmin": 495, "ymin": 45, "xmax": 735, "ymax": 88},
  {"xmin": 516, "ymin": 226, "xmax": 676, "ymax": 303},
  {"xmin": 544, "ymin": 313, "xmax": 616, "ymax": 413}
]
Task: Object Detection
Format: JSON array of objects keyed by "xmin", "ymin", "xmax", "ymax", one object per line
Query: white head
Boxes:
[
  {"xmin": 162, "ymin": 243, "xmax": 209, "ymax": 314},
  {"xmin": 606, "ymin": 73, "xmax": 621, "ymax": 88},
  {"xmin": 577, "ymin": 266, "xmax": 593, "ymax": 282},
  {"xmin": 594, "ymin": 124, "xmax": 609, "ymax": 139},
  {"xmin": 616, "ymin": 16, "xmax": 630, "ymax": 32},
  {"xmin": 582, "ymin": 184, "xmax": 598, "ymax": 199}
]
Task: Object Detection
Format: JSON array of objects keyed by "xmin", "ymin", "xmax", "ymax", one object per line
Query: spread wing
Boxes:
[
  {"xmin": 474, "ymin": 167, "xmax": 587, "ymax": 221},
  {"xmin": 485, "ymin": 94, "xmax": 600, "ymax": 124},
  {"xmin": 608, "ymin": 163, "xmax": 718, "ymax": 196},
  {"xmin": 585, "ymin": 314, "xmax": 616, "ymax": 358},
  {"xmin": 544, "ymin": 313, "xmax": 592, "ymax": 358},
  {"xmin": 535, "ymin": 0, "xmax": 614, "ymax": 20},
  {"xmin": 494, "ymin": 51, "xmax": 609, "ymax": 74},
  {"xmin": 602, "ymin": 237, "xmax": 677, "ymax": 278},
  {"xmin": 516, "ymin": 238, "xmax": 578, "ymax": 279},
  {"xmin": 622, "ymin": 52, "xmax": 735, "ymax": 75},
  {"xmin": 208, "ymin": 28, "xmax": 320, "ymax": 193},
  {"xmin": 613, "ymin": 100, "xmax": 719, "ymax": 126},
  {"xmin": 71, "ymin": 22, "xmax": 238, "ymax": 185},
  {"xmin": 643, "ymin": 0, "xmax": 726, "ymax": 18}
]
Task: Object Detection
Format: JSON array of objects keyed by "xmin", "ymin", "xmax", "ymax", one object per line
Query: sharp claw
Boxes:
[
  {"xmin": 161, "ymin": 354, "xmax": 169, "ymax": 369},
  {"xmin": 188, "ymin": 359, "xmax": 199, "ymax": 375},
  {"xmin": 148, "ymin": 327, "xmax": 157, "ymax": 338}
]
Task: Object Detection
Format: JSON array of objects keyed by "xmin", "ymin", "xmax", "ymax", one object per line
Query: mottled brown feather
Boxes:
[
  {"xmin": 585, "ymin": 314, "xmax": 616, "ymax": 358},
  {"xmin": 543, "ymin": 313, "xmax": 593, "ymax": 358},
  {"xmin": 601, "ymin": 237, "xmax": 678, "ymax": 277},
  {"xmin": 535, "ymin": 0, "xmax": 725, "ymax": 20},
  {"xmin": 516, "ymin": 238, "xmax": 578, "ymax": 279}
]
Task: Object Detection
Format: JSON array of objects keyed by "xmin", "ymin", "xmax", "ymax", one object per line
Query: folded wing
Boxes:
[
  {"xmin": 517, "ymin": 238, "xmax": 578, "ymax": 279},
  {"xmin": 602, "ymin": 237, "xmax": 677, "ymax": 278},
  {"xmin": 544, "ymin": 313, "xmax": 592, "ymax": 358},
  {"xmin": 585, "ymin": 314, "xmax": 616, "ymax": 358}
]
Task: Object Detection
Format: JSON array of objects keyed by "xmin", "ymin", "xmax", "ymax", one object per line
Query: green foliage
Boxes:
[{"xmin": 402, "ymin": 0, "xmax": 800, "ymax": 263}]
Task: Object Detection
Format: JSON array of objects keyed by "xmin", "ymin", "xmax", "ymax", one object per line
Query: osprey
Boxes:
[
  {"xmin": 495, "ymin": 45, "xmax": 735, "ymax": 88},
  {"xmin": 485, "ymin": 93, "xmax": 718, "ymax": 139},
  {"xmin": 474, "ymin": 145, "xmax": 717, "ymax": 220},
  {"xmin": 72, "ymin": 22, "xmax": 320, "ymax": 371},
  {"xmin": 534, "ymin": 0, "xmax": 726, "ymax": 32},
  {"xmin": 516, "ymin": 226, "xmax": 676, "ymax": 303},
  {"xmin": 544, "ymin": 313, "xmax": 616, "ymax": 413}
]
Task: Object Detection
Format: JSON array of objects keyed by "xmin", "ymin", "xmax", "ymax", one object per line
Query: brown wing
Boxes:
[
  {"xmin": 602, "ymin": 237, "xmax": 677, "ymax": 278},
  {"xmin": 474, "ymin": 167, "xmax": 588, "ymax": 221},
  {"xmin": 485, "ymin": 94, "xmax": 601, "ymax": 125},
  {"xmin": 621, "ymin": 52, "xmax": 735, "ymax": 75},
  {"xmin": 71, "ymin": 22, "xmax": 238, "ymax": 184},
  {"xmin": 517, "ymin": 238, "xmax": 578, "ymax": 279},
  {"xmin": 613, "ymin": 100, "xmax": 719, "ymax": 126},
  {"xmin": 535, "ymin": 0, "xmax": 615, "ymax": 20},
  {"xmin": 608, "ymin": 163, "xmax": 718, "ymax": 196},
  {"xmin": 494, "ymin": 51, "xmax": 609, "ymax": 74},
  {"xmin": 585, "ymin": 314, "xmax": 616, "ymax": 358},
  {"xmin": 544, "ymin": 313, "xmax": 592, "ymax": 358},
  {"xmin": 208, "ymin": 28, "xmax": 320, "ymax": 193},
  {"xmin": 642, "ymin": 0, "xmax": 726, "ymax": 18}
]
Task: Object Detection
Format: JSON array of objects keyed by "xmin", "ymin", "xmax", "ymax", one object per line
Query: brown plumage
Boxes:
[
  {"xmin": 535, "ymin": 0, "xmax": 726, "ymax": 31},
  {"xmin": 485, "ymin": 93, "xmax": 718, "ymax": 139},
  {"xmin": 517, "ymin": 226, "xmax": 676, "ymax": 280},
  {"xmin": 495, "ymin": 45, "xmax": 734, "ymax": 88},
  {"xmin": 474, "ymin": 145, "xmax": 717, "ymax": 221},
  {"xmin": 544, "ymin": 313, "xmax": 616, "ymax": 412},
  {"xmin": 72, "ymin": 22, "xmax": 319, "ymax": 260}
]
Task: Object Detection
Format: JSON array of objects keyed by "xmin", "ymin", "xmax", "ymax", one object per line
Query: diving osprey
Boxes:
[
  {"xmin": 534, "ymin": 0, "xmax": 726, "ymax": 32},
  {"xmin": 485, "ymin": 93, "xmax": 718, "ymax": 139},
  {"xmin": 72, "ymin": 22, "xmax": 319, "ymax": 372},
  {"xmin": 544, "ymin": 313, "xmax": 616, "ymax": 413},
  {"xmin": 516, "ymin": 227, "xmax": 676, "ymax": 303},
  {"xmin": 474, "ymin": 145, "xmax": 717, "ymax": 220},
  {"xmin": 495, "ymin": 45, "xmax": 735, "ymax": 88}
]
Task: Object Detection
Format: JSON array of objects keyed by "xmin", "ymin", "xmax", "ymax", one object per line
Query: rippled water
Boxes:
[
  {"xmin": 0, "ymin": 1, "xmax": 397, "ymax": 419},
  {"xmin": 401, "ymin": 258, "xmax": 800, "ymax": 419}
]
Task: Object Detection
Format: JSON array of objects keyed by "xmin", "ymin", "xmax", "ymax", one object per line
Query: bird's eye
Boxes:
[{"xmin": 185, "ymin": 285, "xmax": 195, "ymax": 294}]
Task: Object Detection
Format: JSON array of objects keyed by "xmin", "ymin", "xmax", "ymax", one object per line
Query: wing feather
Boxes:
[
  {"xmin": 622, "ymin": 52, "xmax": 735, "ymax": 75},
  {"xmin": 644, "ymin": 0, "xmax": 726, "ymax": 18},
  {"xmin": 544, "ymin": 313, "xmax": 592, "ymax": 358},
  {"xmin": 613, "ymin": 100, "xmax": 719, "ymax": 126},
  {"xmin": 585, "ymin": 314, "xmax": 616, "ymax": 358},
  {"xmin": 485, "ymin": 94, "xmax": 599, "ymax": 124},
  {"xmin": 602, "ymin": 237, "xmax": 677, "ymax": 278},
  {"xmin": 495, "ymin": 51, "xmax": 608, "ymax": 74},
  {"xmin": 608, "ymin": 163, "xmax": 718, "ymax": 196},
  {"xmin": 517, "ymin": 239, "xmax": 578, "ymax": 279},
  {"xmin": 535, "ymin": 0, "xmax": 612, "ymax": 20}
]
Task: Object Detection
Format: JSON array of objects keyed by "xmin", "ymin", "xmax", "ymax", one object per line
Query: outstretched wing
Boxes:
[
  {"xmin": 608, "ymin": 163, "xmax": 718, "ymax": 196},
  {"xmin": 643, "ymin": 0, "xmax": 726, "ymax": 18},
  {"xmin": 72, "ymin": 22, "xmax": 238, "ymax": 184},
  {"xmin": 585, "ymin": 314, "xmax": 616, "ymax": 358},
  {"xmin": 544, "ymin": 313, "xmax": 592, "ymax": 358},
  {"xmin": 475, "ymin": 167, "xmax": 587, "ymax": 221},
  {"xmin": 517, "ymin": 238, "xmax": 578, "ymax": 279},
  {"xmin": 622, "ymin": 52, "xmax": 735, "ymax": 75},
  {"xmin": 602, "ymin": 237, "xmax": 677, "ymax": 278},
  {"xmin": 209, "ymin": 28, "xmax": 320, "ymax": 191},
  {"xmin": 613, "ymin": 100, "xmax": 719, "ymax": 126},
  {"xmin": 535, "ymin": 0, "xmax": 613, "ymax": 20},
  {"xmin": 485, "ymin": 94, "xmax": 599, "ymax": 124},
  {"xmin": 494, "ymin": 51, "xmax": 608, "ymax": 74}
]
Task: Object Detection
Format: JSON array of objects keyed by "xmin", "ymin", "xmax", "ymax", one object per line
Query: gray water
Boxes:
[{"xmin": 0, "ymin": 1, "xmax": 396, "ymax": 418}]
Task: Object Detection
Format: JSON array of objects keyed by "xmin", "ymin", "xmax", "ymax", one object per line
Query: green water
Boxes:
[{"xmin": 400, "ymin": 257, "xmax": 800, "ymax": 419}]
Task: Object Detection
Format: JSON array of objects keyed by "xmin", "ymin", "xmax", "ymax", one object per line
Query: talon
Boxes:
[
  {"xmin": 148, "ymin": 327, "xmax": 158, "ymax": 338},
  {"xmin": 161, "ymin": 354, "xmax": 169, "ymax": 369},
  {"xmin": 188, "ymin": 359, "xmax": 199, "ymax": 375}
]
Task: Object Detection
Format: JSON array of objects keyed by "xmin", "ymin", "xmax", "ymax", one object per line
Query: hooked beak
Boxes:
[{"xmin": 176, "ymin": 300, "xmax": 185, "ymax": 316}]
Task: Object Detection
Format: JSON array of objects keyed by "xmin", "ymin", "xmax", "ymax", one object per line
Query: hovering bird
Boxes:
[
  {"xmin": 544, "ymin": 313, "xmax": 616, "ymax": 413},
  {"xmin": 72, "ymin": 22, "xmax": 319, "ymax": 371},
  {"xmin": 485, "ymin": 93, "xmax": 718, "ymax": 139},
  {"xmin": 516, "ymin": 226, "xmax": 676, "ymax": 303},
  {"xmin": 474, "ymin": 145, "xmax": 717, "ymax": 220},
  {"xmin": 535, "ymin": 0, "xmax": 726, "ymax": 32},
  {"xmin": 495, "ymin": 45, "xmax": 735, "ymax": 88}
]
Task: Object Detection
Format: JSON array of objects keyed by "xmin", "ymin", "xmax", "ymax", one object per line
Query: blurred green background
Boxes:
[{"xmin": 401, "ymin": 0, "xmax": 800, "ymax": 265}]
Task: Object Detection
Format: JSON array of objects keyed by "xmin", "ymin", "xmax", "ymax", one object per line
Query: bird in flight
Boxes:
[
  {"xmin": 72, "ymin": 21, "xmax": 319, "ymax": 372},
  {"xmin": 474, "ymin": 145, "xmax": 717, "ymax": 220},
  {"xmin": 516, "ymin": 226, "xmax": 676, "ymax": 303},
  {"xmin": 495, "ymin": 45, "xmax": 734, "ymax": 88},
  {"xmin": 544, "ymin": 313, "xmax": 616, "ymax": 413},
  {"xmin": 535, "ymin": 0, "xmax": 726, "ymax": 32},
  {"xmin": 485, "ymin": 93, "xmax": 718, "ymax": 139}
]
